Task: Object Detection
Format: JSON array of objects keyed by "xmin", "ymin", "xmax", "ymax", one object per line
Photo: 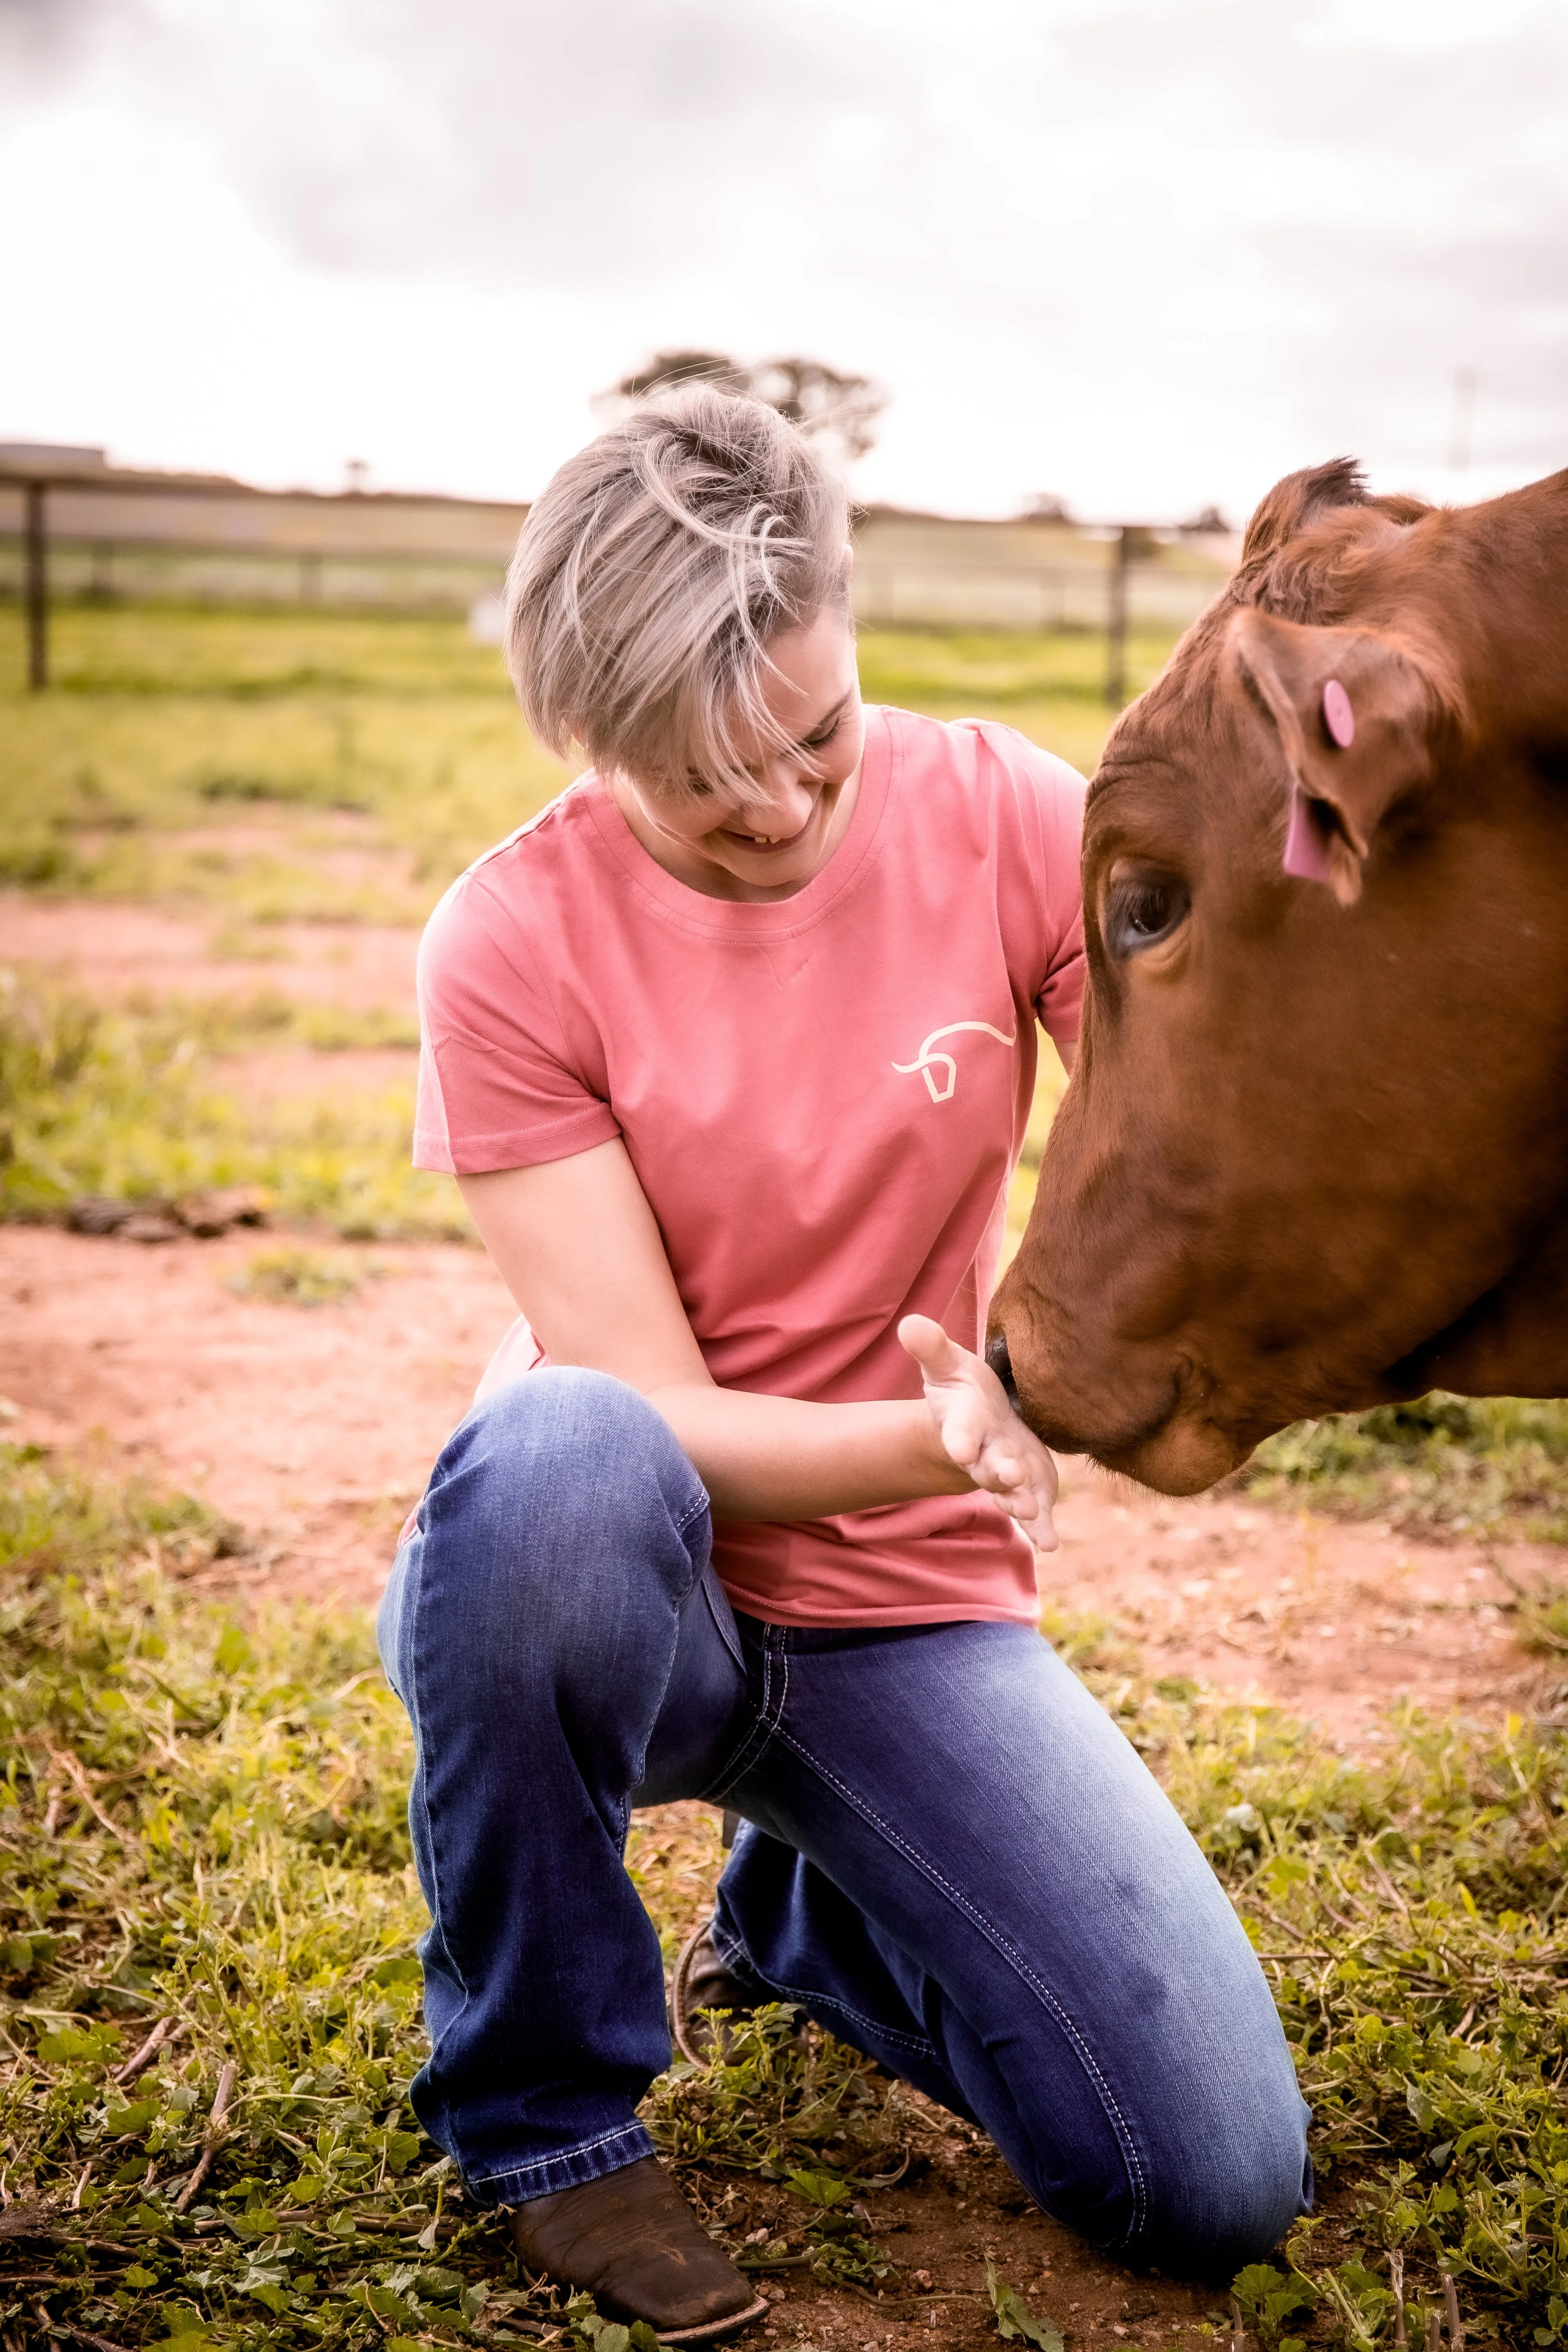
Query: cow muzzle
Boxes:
[{"xmin": 984, "ymin": 1332, "xmax": 1021, "ymax": 1410}]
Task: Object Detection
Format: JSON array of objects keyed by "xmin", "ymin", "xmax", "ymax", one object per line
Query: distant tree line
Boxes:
[{"xmin": 602, "ymin": 351, "xmax": 886, "ymax": 469}]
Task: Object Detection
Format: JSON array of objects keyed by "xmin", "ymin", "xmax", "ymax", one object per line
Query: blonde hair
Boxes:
[{"xmin": 505, "ymin": 386, "xmax": 851, "ymax": 798}]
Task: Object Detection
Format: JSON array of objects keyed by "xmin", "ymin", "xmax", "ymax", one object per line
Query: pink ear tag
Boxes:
[
  {"xmin": 1321, "ymin": 678, "xmax": 1355, "ymax": 748},
  {"xmin": 1283, "ymin": 788, "xmax": 1336, "ymax": 883}
]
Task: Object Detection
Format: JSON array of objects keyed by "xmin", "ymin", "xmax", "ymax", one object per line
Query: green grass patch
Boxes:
[
  {"xmin": 1242, "ymin": 1394, "xmax": 1568, "ymax": 1546},
  {"xmin": 5, "ymin": 1449, "xmax": 1568, "ymax": 2343},
  {"xmin": 0, "ymin": 607, "xmax": 1149, "ymax": 926},
  {"xmin": 226, "ymin": 1248, "xmax": 384, "ymax": 1308},
  {"xmin": 0, "ymin": 974, "xmax": 463, "ymax": 1243},
  {"xmin": 856, "ymin": 623, "xmax": 1177, "ymax": 779}
]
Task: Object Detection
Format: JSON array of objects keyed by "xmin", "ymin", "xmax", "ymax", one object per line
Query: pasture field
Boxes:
[
  {"xmin": 0, "ymin": 600, "xmax": 1119, "ymax": 1246},
  {"xmin": 5, "ymin": 1446, "xmax": 1568, "ymax": 2348},
  {"xmin": 0, "ymin": 603, "xmax": 1159, "ymax": 910},
  {"xmin": 3, "ymin": 595, "xmax": 1562, "ymax": 1544}
]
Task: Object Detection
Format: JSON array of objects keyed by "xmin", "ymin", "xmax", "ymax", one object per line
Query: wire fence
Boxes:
[{"xmin": 0, "ymin": 459, "xmax": 1236, "ymax": 701}]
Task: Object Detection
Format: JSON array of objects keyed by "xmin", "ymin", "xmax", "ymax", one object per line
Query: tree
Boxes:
[{"xmin": 603, "ymin": 351, "xmax": 886, "ymax": 467}]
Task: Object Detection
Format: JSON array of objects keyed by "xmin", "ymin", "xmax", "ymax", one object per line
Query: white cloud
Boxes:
[{"xmin": 1, "ymin": 0, "xmax": 1563, "ymax": 521}]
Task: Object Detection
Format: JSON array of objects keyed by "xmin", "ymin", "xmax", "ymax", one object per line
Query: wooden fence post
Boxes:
[
  {"xmin": 1105, "ymin": 523, "xmax": 1131, "ymax": 709},
  {"xmin": 24, "ymin": 479, "xmax": 48, "ymax": 691}
]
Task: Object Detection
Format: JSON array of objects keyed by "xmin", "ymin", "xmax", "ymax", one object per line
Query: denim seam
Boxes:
[
  {"xmin": 772, "ymin": 1725, "xmax": 1149, "ymax": 2249},
  {"xmin": 625, "ymin": 1501, "xmax": 715, "ymax": 1799},
  {"xmin": 673, "ymin": 1489, "xmax": 710, "ymax": 1537},
  {"xmin": 702, "ymin": 1625, "xmax": 790, "ymax": 1801},
  {"xmin": 472, "ymin": 2120, "xmax": 655, "ymax": 2194},
  {"xmin": 404, "ymin": 1535, "xmax": 476, "ymax": 2168},
  {"xmin": 707, "ymin": 1920, "xmax": 938, "ymax": 2059}
]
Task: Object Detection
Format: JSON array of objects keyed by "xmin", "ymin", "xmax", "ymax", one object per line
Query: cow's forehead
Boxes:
[{"xmin": 1086, "ymin": 642, "xmax": 1279, "ymax": 861}]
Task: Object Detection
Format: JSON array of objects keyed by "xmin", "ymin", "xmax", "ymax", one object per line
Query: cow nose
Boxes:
[{"xmin": 985, "ymin": 1332, "xmax": 1020, "ymax": 1411}]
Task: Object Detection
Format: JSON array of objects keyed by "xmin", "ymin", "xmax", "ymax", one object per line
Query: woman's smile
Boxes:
[
  {"xmin": 610, "ymin": 613, "xmax": 866, "ymax": 901},
  {"xmin": 719, "ymin": 808, "xmax": 817, "ymax": 853}
]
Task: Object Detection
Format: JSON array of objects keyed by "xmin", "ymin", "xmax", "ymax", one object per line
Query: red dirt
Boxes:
[{"xmin": 1, "ymin": 890, "xmax": 421, "ymax": 1009}]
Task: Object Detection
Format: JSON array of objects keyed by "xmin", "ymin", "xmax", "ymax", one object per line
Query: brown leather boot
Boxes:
[
  {"xmin": 670, "ymin": 1923, "xmax": 764, "ymax": 2065},
  {"xmin": 508, "ymin": 2155, "xmax": 767, "ymax": 2344}
]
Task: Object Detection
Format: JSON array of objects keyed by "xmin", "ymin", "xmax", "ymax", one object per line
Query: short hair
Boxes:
[{"xmin": 505, "ymin": 385, "xmax": 851, "ymax": 798}]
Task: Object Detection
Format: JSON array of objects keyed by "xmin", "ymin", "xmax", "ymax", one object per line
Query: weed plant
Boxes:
[{"xmin": 5, "ymin": 1449, "xmax": 1568, "ymax": 2346}]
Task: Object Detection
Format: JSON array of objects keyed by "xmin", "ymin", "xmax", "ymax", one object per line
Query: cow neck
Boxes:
[{"xmin": 582, "ymin": 705, "xmax": 895, "ymax": 939}]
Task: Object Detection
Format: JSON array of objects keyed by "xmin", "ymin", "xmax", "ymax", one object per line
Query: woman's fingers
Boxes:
[
  {"xmin": 897, "ymin": 1314, "xmax": 1059, "ymax": 1553},
  {"xmin": 896, "ymin": 1312, "xmax": 971, "ymax": 1385}
]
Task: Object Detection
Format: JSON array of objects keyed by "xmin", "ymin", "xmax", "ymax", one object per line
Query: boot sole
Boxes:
[{"xmin": 658, "ymin": 2290, "xmax": 771, "ymax": 2343}]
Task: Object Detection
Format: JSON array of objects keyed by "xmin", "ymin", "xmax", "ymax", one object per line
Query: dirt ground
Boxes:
[{"xmin": 6, "ymin": 893, "xmax": 1559, "ymax": 2346}]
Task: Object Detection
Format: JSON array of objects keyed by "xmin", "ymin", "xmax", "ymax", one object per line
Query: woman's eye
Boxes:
[
  {"xmin": 803, "ymin": 719, "xmax": 840, "ymax": 751},
  {"xmin": 1103, "ymin": 872, "xmax": 1190, "ymax": 959}
]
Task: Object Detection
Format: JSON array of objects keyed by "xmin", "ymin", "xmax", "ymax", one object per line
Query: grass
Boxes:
[
  {"xmin": 0, "ymin": 605, "xmax": 1149, "ymax": 924},
  {"xmin": 6, "ymin": 1448, "xmax": 1568, "ymax": 2346},
  {"xmin": 225, "ymin": 1249, "xmax": 384, "ymax": 1308},
  {"xmin": 0, "ymin": 973, "xmax": 464, "ymax": 1244},
  {"xmin": 1241, "ymin": 1397, "xmax": 1568, "ymax": 1547}
]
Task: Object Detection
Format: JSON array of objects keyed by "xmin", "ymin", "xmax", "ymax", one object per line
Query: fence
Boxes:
[
  {"xmin": 0, "ymin": 452, "xmax": 528, "ymax": 689},
  {"xmin": 0, "ymin": 455, "xmax": 1236, "ymax": 704}
]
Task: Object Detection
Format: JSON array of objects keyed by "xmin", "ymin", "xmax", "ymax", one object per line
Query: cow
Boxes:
[{"xmin": 988, "ymin": 459, "xmax": 1568, "ymax": 1496}]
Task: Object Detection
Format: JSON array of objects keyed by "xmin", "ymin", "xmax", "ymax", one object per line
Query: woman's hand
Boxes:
[
  {"xmin": 898, "ymin": 1314, "xmax": 1060, "ymax": 1553},
  {"xmin": 460, "ymin": 1145, "xmax": 1045, "ymax": 1526}
]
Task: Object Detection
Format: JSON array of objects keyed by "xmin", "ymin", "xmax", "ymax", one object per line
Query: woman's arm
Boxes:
[{"xmin": 458, "ymin": 1139, "xmax": 1058, "ymax": 1549}]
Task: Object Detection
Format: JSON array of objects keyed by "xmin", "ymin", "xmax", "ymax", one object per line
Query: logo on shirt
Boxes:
[{"xmin": 893, "ymin": 1020, "xmax": 1017, "ymax": 1104}]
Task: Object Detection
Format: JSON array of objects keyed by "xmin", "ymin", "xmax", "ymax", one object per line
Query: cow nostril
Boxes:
[{"xmin": 985, "ymin": 1333, "xmax": 1020, "ymax": 1412}]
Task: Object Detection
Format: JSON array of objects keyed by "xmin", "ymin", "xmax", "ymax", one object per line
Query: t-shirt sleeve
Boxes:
[
  {"xmin": 412, "ymin": 868, "xmax": 621, "ymax": 1175},
  {"xmin": 973, "ymin": 723, "xmax": 1087, "ymax": 1046}
]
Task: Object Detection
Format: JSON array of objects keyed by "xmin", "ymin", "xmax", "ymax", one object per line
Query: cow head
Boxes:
[{"xmin": 992, "ymin": 459, "xmax": 1568, "ymax": 1492}]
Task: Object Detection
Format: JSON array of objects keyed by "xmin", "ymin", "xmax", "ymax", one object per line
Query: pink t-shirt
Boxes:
[{"xmin": 415, "ymin": 704, "xmax": 1086, "ymax": 1628}]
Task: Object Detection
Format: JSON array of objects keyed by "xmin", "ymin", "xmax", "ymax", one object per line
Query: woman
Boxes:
[{"xmin": 379, "ymin": 388, "xmax": 1309, "ymax": 2345}]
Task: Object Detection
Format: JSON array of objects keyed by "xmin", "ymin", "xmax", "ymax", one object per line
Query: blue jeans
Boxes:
[{"xmin": 377, "ymin": 1370, "xmax": 1310, "ymax": 2277}]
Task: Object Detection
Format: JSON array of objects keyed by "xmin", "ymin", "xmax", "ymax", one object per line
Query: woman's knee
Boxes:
[
  {"xmin": 414, "ymin": 1364, "xmax": 715, "ymax": 1637},
  {"xmin": 430, "ymin": 1369, "xmax": 707, "ymax": 1569},
  {"xmin": 1133, "ymin": 2075, "xmax": 1311, "ymax": 2278}
]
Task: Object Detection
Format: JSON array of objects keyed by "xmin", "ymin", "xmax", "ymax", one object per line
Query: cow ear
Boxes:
[
  {"xmin": 1239, "ymin": 458, "xmax": 1370, "ymax": 563},
  {"xmin": 1228, "ymin": 606, "xmax": 1441, "ymax": 907}
]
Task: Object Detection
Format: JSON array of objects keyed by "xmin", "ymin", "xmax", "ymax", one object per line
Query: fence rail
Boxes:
[{"xmin": 1, "ymin": 462, "xmax": 1234, "ymax": 703}]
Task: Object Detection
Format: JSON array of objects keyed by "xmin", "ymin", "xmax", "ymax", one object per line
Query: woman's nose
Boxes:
[{"xmin": 748, "ymin": 769, "xmax": 816, "ymax": 834}]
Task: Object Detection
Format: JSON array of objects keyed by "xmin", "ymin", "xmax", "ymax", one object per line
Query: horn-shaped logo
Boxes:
[{"xmin": 893, "ymin": 1021, "xmax": 1017, "ymax": 1104}]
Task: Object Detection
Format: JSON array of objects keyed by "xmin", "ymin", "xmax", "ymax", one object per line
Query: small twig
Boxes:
[
  {"xmin": 840, "ymin": 2285, "xmax": 986, "ymax": 2308},
  {"xmin": 36, "ymin": 2309, "xmax": 133, "ymax": 2352},
  {"xmin": 174, "ymin": 2059, "xmax": 238, "ymax": 2213},
  {"xmin": 1231, "ymin": 2292, "xmax": 1249, "ymax": 2352},
  {"xmin": 1388, "ymin": 2249, "xmax": 1407, "ymax": 2349},
  {"xmin": 1427, "ymin": 2308, "xmax": 1442, "ymax": 2352},
  {"xmin": 47, "ymin": 1752, "xmax": 128, "ymax": 1844},
  {"xmin": 113, "ymin": 2016, "xmax": 177, "ymax": 2085},
  {"xmin": 1442, "ymin": 2273, "xmax": 1465, "ymax": 2352},
  {"xmin": 70, "ymin": 2163, "xmax": 93, "ymax": 2213}
]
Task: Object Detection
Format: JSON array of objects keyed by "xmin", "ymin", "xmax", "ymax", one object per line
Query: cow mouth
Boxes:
[
  {"xmin": 1091, "ymin": 1415, "xmax": 1249, "ymax": 1497},
  {"xmin": 996, "ymin": 1332, "xmax": 1250, "ymax": 1497}
]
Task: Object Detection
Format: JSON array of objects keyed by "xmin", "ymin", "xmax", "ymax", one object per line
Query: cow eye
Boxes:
[{"xmin": 1103, "ymin": 870, "xmax": 1190, "ymax": 959}]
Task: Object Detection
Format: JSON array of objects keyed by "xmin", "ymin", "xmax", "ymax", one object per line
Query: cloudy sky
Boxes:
[{"xmin": 2, "ymin": 0, "xmax": 1564, "ymax": 520}]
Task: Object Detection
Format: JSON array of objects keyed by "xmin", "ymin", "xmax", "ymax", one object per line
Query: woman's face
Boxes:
[{"xmin": 613, "ymin": 610, "xmax": 865, "ymax": 902}]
